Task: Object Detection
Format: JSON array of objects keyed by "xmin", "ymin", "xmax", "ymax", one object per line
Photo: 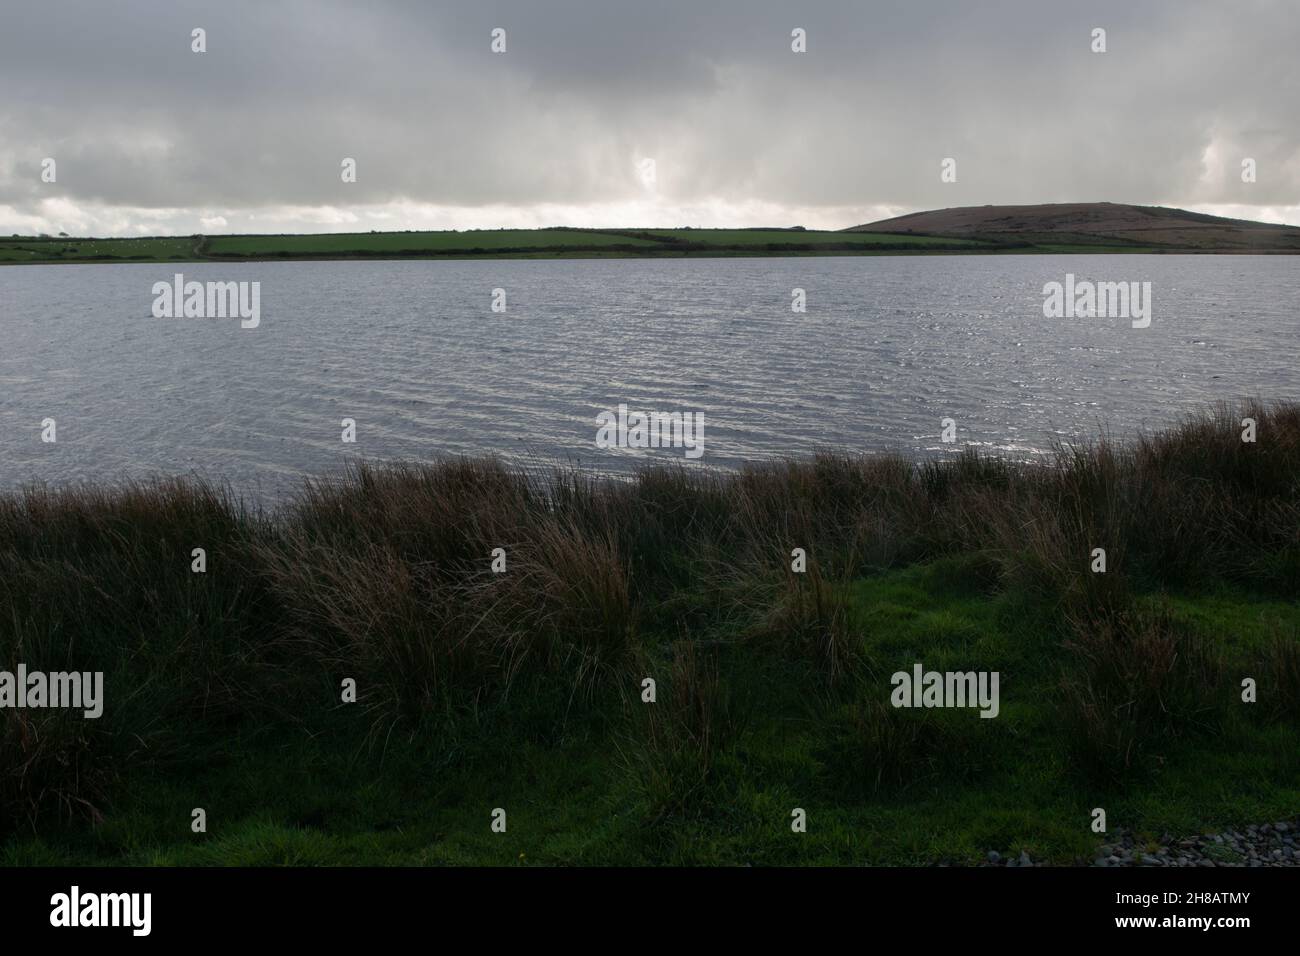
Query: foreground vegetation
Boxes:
[{"xmin": 2, "ymin": 401, "xmax": 1299, "ymax": 864}]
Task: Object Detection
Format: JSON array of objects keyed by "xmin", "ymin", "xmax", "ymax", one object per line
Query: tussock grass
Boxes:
[
  {"xmin": 1259, "ymin": 631, "xmax": 1300, "ymax": 723},
  {"xmin": 621, "ymin": 640, "xmax": 743, "ymax": 822},
  {"xmin": 2, "ymin": 400, "xmax": 1298, "ymax": 844},
  {"xmin": 824, "ymin": 697, "xmax": 1004, "ymax": 796},
  {"xmin": 1059, "ymin": 603, "xmax": 1225, "ymax": 780}
]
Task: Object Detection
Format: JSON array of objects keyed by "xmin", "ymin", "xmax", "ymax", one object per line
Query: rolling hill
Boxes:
[{"xmin": 846, "ymin": 202, "xmax": 1300, "ymax": 252}]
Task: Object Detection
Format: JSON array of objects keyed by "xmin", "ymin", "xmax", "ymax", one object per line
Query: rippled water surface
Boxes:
[{"xmin": 1, "ymin": 255, "xmax": 1296, "ymax": 503}]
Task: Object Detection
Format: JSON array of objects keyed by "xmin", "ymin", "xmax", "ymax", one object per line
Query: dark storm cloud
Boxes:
[{"xmin": 1, "ymin": 0, "xmax": 1296, "ymax": 232}]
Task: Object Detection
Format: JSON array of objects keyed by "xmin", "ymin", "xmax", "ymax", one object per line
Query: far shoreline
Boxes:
[
  {"xmin": 8, "ymin": 204, "xmax": 1300, "ymax": 264},
  {"xmin": 6, "ymin": 246, "xmax": 1300, "ymax": 266}
]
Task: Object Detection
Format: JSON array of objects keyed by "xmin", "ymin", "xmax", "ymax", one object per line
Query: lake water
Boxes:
[{"xmin": 1, "ymin": 255, "xmax": 1296, "ymax": 504}]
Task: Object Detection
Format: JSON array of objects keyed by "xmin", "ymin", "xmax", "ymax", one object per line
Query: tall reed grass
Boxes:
[{"xmin": 2, "ymin": 400, "xmax": 1297, "ymax": 828}]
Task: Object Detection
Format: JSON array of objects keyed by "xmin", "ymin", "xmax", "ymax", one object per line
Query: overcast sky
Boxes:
[{"xmin": 2, "ymin": 0, "xmax": 1297, "ymax": 236}]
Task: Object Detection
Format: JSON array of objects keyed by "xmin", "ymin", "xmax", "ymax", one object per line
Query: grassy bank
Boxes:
[{"xmin": 3, "ymin": 401, "xmax": 1299, "ymax": 864}]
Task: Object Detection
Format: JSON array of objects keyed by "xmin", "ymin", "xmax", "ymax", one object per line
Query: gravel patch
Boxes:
[{"xmin": 967, "ymin": 820, "xmax": 1299, "ymax": 867}]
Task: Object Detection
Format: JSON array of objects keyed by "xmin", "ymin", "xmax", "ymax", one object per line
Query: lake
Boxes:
[{"xmin": 1, "ymin": 254, "xmax": 1296, "ymax": 504}]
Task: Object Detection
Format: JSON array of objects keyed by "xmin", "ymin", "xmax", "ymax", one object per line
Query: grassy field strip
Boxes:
[{"xmin": 1, "ymin": 228, "xmax": 1005, "ymax": 264}]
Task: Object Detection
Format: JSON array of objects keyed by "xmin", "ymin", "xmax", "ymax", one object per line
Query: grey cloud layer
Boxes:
[{"xmin": 1, "ymin": 0, "xmax": 1296, "ymax": 229}]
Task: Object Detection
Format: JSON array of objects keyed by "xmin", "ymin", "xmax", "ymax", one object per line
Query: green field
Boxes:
[
  {"xmin": 202, "ymin": 229, "xmax": 665, "ymax": 256},
  {"xmin": 0, "ymin": 236, "xmax": 201, "ymax": 263},
  {"xmin": 0, "ymin": 227, "xmax": 1004, "ymax": 265},
  {"xmin": 2, "ymin": 401, "xmax": 1298, "ymax": 865},
  {"xmin": 635, "ymin": 228, "xmax": 991, "ymax": 248}
]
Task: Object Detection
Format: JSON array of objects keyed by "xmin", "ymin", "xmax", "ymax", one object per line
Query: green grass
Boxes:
[
  {"xmin": 636, "ymin": 228, "xmax": 990, "ymax": 247},
  {"xmin": 1, "ymin": 227, "xmax": 1007, "ymax": 265},
  {"xmin": 3, "ymin": 401, "xmax": 1299, "ymax": 864},
  {"xmin": 202, "ymin": 229, "xmax": 666, "ymax": 256},
  {"xmin": 1031, "ymin": 243, "xmax": 1166, "ymax": 254},
  {"xmin": 0, "ymin": 236, "xmax": 199, "ymax": 262},
  {"xmin": 5, "ymin": 557, "xmax": 1295, "ymax": 866},
  {"xmin": 6, "ymin": 222, "xmax": 1292, "ymax": 265}
]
